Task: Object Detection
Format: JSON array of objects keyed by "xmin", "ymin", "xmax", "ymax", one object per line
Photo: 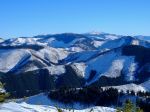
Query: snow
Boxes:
[
  {"xmin": 0, "ymin": 93, "xmax": 116, "ymax": 112},
  {"xmin": 20, "ymin": 93, "xmax": 90, "ymax": 109},
  {"xmin": 64, "ymin": 50, "xmax": 98, "ymax": 63},
  {"xmin": 47, "ymin": 38, "xmax": 69, "ymax": 48},
  {"xmin": 87, "ymin": 31, "xmax": 103, "ymax": 35},
  {"xmin": 123, "ymin": 60, "xmax": 138, "ymax": 81},
  {"xmin": 84, "ymin": 32, "xmax": 121, "ymax": 41},
  {"xmin": 104, "ymin": 80, "xmax": 150, "ymax": 93},
  {"xmin": 0, "ymin": 88, "xmax": 5, "ymax": 93},
  {"xmin": 0, "ymin": 102, "xmax": 57, "ymax": 112},
  {"xmin": 140, "ymin": 79, "xmax": 150, "ymax": 91},
  {"xmin": 67, "ymin": 47, "xmax": 84, "ymax": 52},
  {"xmin": 71, "ymin": 63, "xmax": 86, "ymax": 77},
  {"xmin": 39, "ymin": 37, "xmax": 86, "ymax": 49},
  {"xmin": 34, "ymin": 47, "xmax": 69, "ymax": 64},
  {"xmin": 47, "ymin": 65, "xmax": 66, "ymax": 75},
  {"xmin": 105, "ymin": 35, "xmax": 120, "ymax": 40},
  {"xmin": 1, "ymin": 33, "xmax": 150, "ymax": 112},
  {"xmin": 131, "ymin": 39, "xmax": 139, "ymax": 45},
  {"xmin": 0, "ymin": 102, "xmax": 116, "ymax": 112},
  {"xmin": 0, "ymin": 38, "xmax": 4, "ymax": 43},
  {"xmin": 0, "ymin": 47, "xmax": 69, "ymax": 73},
  {"xmin": 134, "ymin": 35, "xmax": 150, "ymax": 42},
  {"xmin": 85, "ymin": 49, "xmax": 137, "ymax": 85},
  {"xmin": 1, "ymin": 37, "xmax": 44, "ymax": 46},
  {"xmin": 0, "ymin": 49, "xmax": 31, "ymax": 73},
  {"xmin": 92, "ymin": 40, "xmax": 105, "ymax": 48},
  {"xmin": 98, "ymin": 37, "xmax": 127, "ymax": 50},
  {"xmin": 104, "ymin": 83, "xmax": 146, "ymax": 93}
]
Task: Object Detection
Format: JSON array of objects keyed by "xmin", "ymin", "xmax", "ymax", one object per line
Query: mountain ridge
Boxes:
[{"xmin": 0, "ymin": 33, "xmax": 150, "ymax": 97}]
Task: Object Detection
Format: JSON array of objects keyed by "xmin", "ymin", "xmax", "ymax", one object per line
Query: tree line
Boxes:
[{"xmin": 48, "ymin": 86, "xmax": 150, "ymax": 112}]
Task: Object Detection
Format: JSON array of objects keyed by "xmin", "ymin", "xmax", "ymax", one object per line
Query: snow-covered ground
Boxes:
[
  {"xmin": 0, "ymin": 87, "xmax": 5, "ymax": 93},
  {"xmin": 19, "ymin": 93, "xmax": 91, "ymax": 109},
  {"xmin": 0, "ymin": 93, "xmax": 116, "ymax": 112},
  {"xmin": 0, "ymin": 49, "xmax": 31, "ymax": 73},
  {"xmin": 0, "ymin": 102, "xmax": 116, "ymax": 112},
  {"xmin": 0, "ymin": 33, "xmax": 150, "ymax": 112},
  {"xmin": 104, "ymin": 83, "xmax": 146, "ymax": 93},
  {"xmin": 104, "ymin": 81, "xmax": 150, "ymax": 93}
]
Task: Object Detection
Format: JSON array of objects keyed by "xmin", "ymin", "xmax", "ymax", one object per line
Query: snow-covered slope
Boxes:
[
  {"xmin": 32, "ymin": 47, "xmax": 69, "ymax": 64},
  {"xmin": 84, "ymin": 32, "xmax": 121, "ymax": 40},
  {"xmin": 0, "ymin": 33, "xmax": 122, "ymax": 51},
  {"xmin": 0, "ymin": 32, "xmax": 150, "ymax": 94},
  {"xmin": 134, "ymin": 35, "xmax": 150, "ymax": 42},
  {"xmin": 140, "ymin": 79, "xmax": 150, "ymax": 91},
  {"xmin": 0, "ymin": 102, "xmax": 115, "ymax": 112},
  {"xmin": 62, "ymin": 50, "xmax": 99, "ymax": 63},
  {"xmin": 98, "ymin": 36, "xmax": 150, "ymax": 51},
  {"xmin": 103, "ymin": 80, "xmax": 150, "ymax": 93},
  {"xmin": 0, "ymin": 37, "xmax": 44, "ymax": 46},
  {"xmin": 33, "ymin": 33, "xmax": 97, "ymax": 51},
  {"xmin": 1, "ymin": 32, "xmax": 150, "ymax": 112},
  {"xmin": 0, "ymin": 49, "xmax": 31, "ymax": 73},
  {"xmin": 0, "ymin": 47, "xmax": 69, "ymax": 73},
  {"xmin": 84, "ymin": 48, "xmax": 138, "ymax": 85},
  {"xmin": 0, "ymin": 93, "xmax": 115, "ymax": 112},
  {"xmin": 104, "ymin": 84, "xmax": 146, "ymax": 93}
]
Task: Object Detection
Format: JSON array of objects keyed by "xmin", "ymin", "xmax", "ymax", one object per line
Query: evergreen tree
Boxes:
[
  {"xmin": 123, "ymin": 100, "xmax": 134, "ymax": 112},
  {"xmin": 117, "ymin": 100, "xmax": 143, "ymax": 112},
  {"xmin": 136, "ymin": 107, "xmax": 143, "ymax": 112},
  {"xmin": 0, "ymin": 82, "xmax": 9, "ymax": 102}
]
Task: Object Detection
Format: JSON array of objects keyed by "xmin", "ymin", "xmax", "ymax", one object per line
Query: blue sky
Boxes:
[{"xmin": 0, "ymin": 0, "xmax": 150, "ymax": 39}]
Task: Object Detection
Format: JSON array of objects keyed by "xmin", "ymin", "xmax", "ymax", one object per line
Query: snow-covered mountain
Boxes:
[
  {"xmin": 0, "ymin": 38, "xmax": 4, "ymax": 43},
  {"xmin": 134, "ymin": 35, "xmax": 150, "ymax": 42},
  {"xmin": 0, "ymin": 33, "xmax": 150, "ymax": 97},
  {"xmin": 0, "ymin": 47, "xmax": 69, "ymax": 73}
]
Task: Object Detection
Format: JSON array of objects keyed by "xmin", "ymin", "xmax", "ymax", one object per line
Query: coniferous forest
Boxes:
[{"xmin": 48, "ymin": 86, "xmax": 150, "ymax": 112}]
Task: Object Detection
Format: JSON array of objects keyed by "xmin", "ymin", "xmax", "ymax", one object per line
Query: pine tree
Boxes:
[
  {"xmin": 136, "ymin": 107, "xmax": 143, "ymax": 112},
  {"xmin": 0, "ymin": 82, "xmax": 9, "ymax": 102},
  {"xmin": 116, "ymin": 107, "xmax": 122, "ymax": 112},
  {"xmin": 117, "ymin": 100, "xmax": 143, "ymax": 112},
  {"xmin": 123, "ymin": 100, "xmax": 134, "ymax": 112}
]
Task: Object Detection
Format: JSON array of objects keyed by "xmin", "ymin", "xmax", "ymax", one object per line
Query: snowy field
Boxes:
[
  {"xmin": 0, "ymin": 93, "xmax": 116, "ymax": 112},
  {"xmin": 0, "ymin": 102, "xmax": 116, "ymax": 112}
]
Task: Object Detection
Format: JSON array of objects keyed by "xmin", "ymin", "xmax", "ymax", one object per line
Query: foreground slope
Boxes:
[{"xmin": 0, "ymin": 102, "xmax": 115, "ymax": 112}]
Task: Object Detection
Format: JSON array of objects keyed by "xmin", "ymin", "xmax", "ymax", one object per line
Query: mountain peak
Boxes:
[{"xmin": 86, "ymin": 31, "xmax": 106, "ymax": 35}]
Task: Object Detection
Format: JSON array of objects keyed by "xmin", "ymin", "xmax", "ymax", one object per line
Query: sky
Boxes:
[{"xmin": 0, "ymin": 0, "xmax": 150, "ymax": 39}]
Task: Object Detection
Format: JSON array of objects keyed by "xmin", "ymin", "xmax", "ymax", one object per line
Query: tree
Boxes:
[
  {"xmin": 116, "ymin": 107, "xmax": 122, "ymax": 112},
  {"xmin": 136, "ymin": 107, "xmax": 143, "ymax": 112},
  {"xmin": 0, "ymin": 82, "xmax": 9, "ymax": 102},
  {"xmin": 123, "ymin": 100, "xmax": 134, "ymax": 112},
  {"xmin": 117, "ymin": 100, "xmax": 143, "ymax": 112}
]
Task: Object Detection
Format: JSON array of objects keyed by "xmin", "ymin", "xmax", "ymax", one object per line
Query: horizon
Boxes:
[
  {"xmin": 0, "ymin": 31, "xmax": 150, "ymax": 40},
  {"xmin": 0, "ymin": 0, "xmax": 150, "ymax": 39}
]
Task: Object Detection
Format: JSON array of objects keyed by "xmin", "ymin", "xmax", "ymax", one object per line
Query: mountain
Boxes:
[
  {"xmin": 0, "ymin": 33, "xmax": 150, "ymax": 97},
  {"xmin": 0, "ymin": 38, "xmax": 4, "ymax": 43},
  {"xmin": 134, "ymin": 35, "xmax": 150, "ymax": 42}
]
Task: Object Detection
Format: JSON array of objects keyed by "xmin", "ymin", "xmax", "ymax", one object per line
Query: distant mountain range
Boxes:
[{"xmin": 0, "ymin": 33, "xmax": 150, "ymax": 97}]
